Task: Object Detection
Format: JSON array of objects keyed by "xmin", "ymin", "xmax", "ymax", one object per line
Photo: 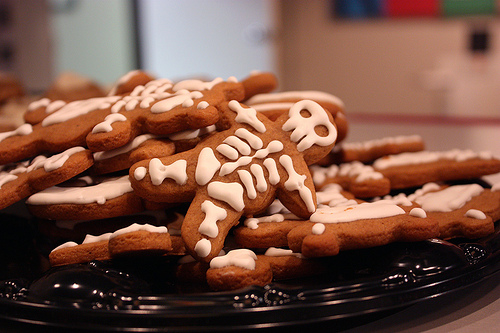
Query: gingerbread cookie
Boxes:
[
  {"xmin": 0, "ymin": 72, "xmax": 275, "ymax": 165},
  {"xmin": 49, "ymin": 223, "xmax": 172, "ymax": 266},
  {"xmin": 403, "ymin": 182, "xmax": 500, "ymax": 239},
  {"xmin": 245, "ymin": 90, "xmax": 348, "ymax": 143},
  {"xmin": 206, "ymin": 249, "xmax": 273, "ymax": 291},
  {"xmin": 310, "ymin": 161, "xmax": 391, "ymax": 198},
  {"xmin": 259, "ymin": 247, "xmax": 326, "ymax": 281},
  {"xmin": 373, "ymin": 149, "xmax": 500, "ymax": 189},
  {"xmin": 108, "ymin": 223, "xmax": 172, "ymax": 257},
  {"xmin": 49, "ymin": 233, "xmax": 111, "ymax": 266},
  {"xmin": 0, "ymin": 146, "xmax": 93, "ymax": 210},
  {"xmin": 130, "ymin": 99, "xmax": 338, "ymax": 262},
  {"xmin": 321, "ymin": 135, "xmax": 425, "ymax": 165},
  {"xmin": 26, "ymin": 175, "xmax": 171, "ymax": 221},
  {"xmin": 287, "ymin": 198, "xmax": 439, "ymax": 258}
]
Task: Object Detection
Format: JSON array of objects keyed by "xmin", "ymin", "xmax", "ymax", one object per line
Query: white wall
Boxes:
[
  {"xmin": 50, "ymin": 0, "xmax": 137, "ymax": 85},
  {"xmin": 136, "ymin": 0, "xmax": 277, "ymax": 81},
  {"xmin": 278, "ymin": 0, "xmax": 500, "ymax": 118}
]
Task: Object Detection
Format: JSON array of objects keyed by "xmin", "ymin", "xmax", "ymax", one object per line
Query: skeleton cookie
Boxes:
[
  {"xmin": 130, "ymin": 99, "xmax": 338, "ymax": 262},
  {"xmin": 0, "ymin": 71, "xmax": 277, "ymax": 165}
]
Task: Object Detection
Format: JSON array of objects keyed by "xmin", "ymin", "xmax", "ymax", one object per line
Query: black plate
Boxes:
[{"xmin": 0, "ymin": 201, "xmax": 499, "ymax": 332}]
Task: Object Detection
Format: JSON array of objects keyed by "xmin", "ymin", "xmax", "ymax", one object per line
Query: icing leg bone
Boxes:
[{"xmin": 130, "ymin": 99, "xmax": 338, "ymax": 262}]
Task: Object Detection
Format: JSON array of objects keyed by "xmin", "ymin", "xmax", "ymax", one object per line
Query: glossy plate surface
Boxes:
[{"xmin": 0, "ymin": 201, "xmax": 499, "ymax": 332}]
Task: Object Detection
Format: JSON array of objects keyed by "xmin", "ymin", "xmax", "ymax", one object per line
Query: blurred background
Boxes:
[{"xmin": 1, "ymin": 0, "xmax": 499, "ymax": 182}]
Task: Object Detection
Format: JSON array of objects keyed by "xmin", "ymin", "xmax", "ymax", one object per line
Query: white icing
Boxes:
[
  {"xmin": 148, "ymin": 158, "xmax": 188, "ymax": 186},
  {"xmin": 110, "ymin": 223, "xmax": 168, "ymax": 239},
  {"xmin": 42, "ymin": 96, "xmax": 121, "ymax": 127},
  {"xmin": 246, "ymin": 91, "xmax": 345, "ymax": 109},
  {"xmin": 150, "ymin": 91, "xmax": 203, "ymax": 113},
  {"xmin": 27, "ymin": 97, "xmax": 51, "ymax": 111},
  {"xmin": 210, "ymin": 249, "xmax": 257, "ymax": 270},
  {"xmin": 264, "ymin": 247, "xmax": 304, "ymax": 258},
  {"xmin": 263, "ymin": 158, "xmax": 280, "ymax": 185},
  {"xmin": 413, "ymin": 184, "xmax": 484, "ymax": 212},
  {"xmin": 172, "ymin": 77, "xmax": 223, "ymax": 92},
  {"xmin": 198, "ymin": 200, "xmax": 227, "ymax": 238},
  {"xmin": 195, "ymin": 147, "xmax": 221, "ymax": 185},
  {"xmin": 341, "ymin": 135, "xmax": 423, "ymax": 152},
  {"xmin": 51, "ymin": 241, "xmax": 79, "ymax": 252},
  {"xmin": 409, "ymin": 207, "xmax": 427, "ymax": 218},
  {"xmin": 316, "ymin": 183, "xmax": 357, "ymax": 207},
  {"xmin": 92, "ymin": 113, "xmax": 127, "ymax": 134},
  {"xmin": 197, "ymin": 101, "xmax": 210, "ymax": 109},
  {"xmin": 228, "ymin": 100, "xmax": 266, "ymax": 133},
  {"xmin": 234, "ymin": 128, "xmax": 263, "ymax": 150},
  {"xmin": 310, "ymin": 201, "xmax": 406, "ymax": 223},
  {"xmin": 0, "ymin": 123, "xmax": 33, "ymax": 143},
  {"xmin": 216, "ymin": 143, "xmax": 239, "ymax": 160},
  {"xmin": 223, "ymin": 136, "xmax": 251, "ymax": 155},
  {"xmin": 238, "ymin": 170, "xmax": 257, "ymax": 199},
  {"xmin": 0, "ymin": 147, "xmax": 83, "ymax": 188},
  {"xmin": 465, "ymin": 209, "xmax": 487, "ymax": 220},
  {"xmin": 46, "ymin": 100, "xmax": 66, "ymax": 114},
  {"xmin": 168, "ymin": 125, "xmax": 216, "ymax": 141},
  {"xmin": 279, "ymin": 155, "xmax": 316, "ymax": 213},
  {"xmin": 311, "ymin": 223, "xmax": 326, "ymax": 235},
  {"xmin": 373, "ymin": 149, "xmax": 495, "ymax": 170},
  {"xmin": 83, "ymin": 233, "xmax": 112, "ymax": 244},
  {"xmin": 93, "ymin": 134, "xmax": 157, "ymax": 161},
  {"xmin": 26, "ymin": 175, "xmax": 133, "ymax": 205},
  {"xmin": 281, "ymin": 100, "xmax": 337, "ymax": 152},
  {"xmin": 207, "ymin": 181, "xmax": 245, "ymax": 211},
  {"xmin": 194, "ymin": 238, "xmax": 212, "ymax": 258},
  {"xmin": 244, "ymin": 214, "xmax": 286, "ymax": 229},
  {"xmin": 0, "ymin": 173, "xmax": 19, "ymax": 189},
  {"xmin": 33, "ymin": 146, "xmax": 85, "ymax": 173},
  {"xmin": 0, "ymin": 161, "xmax": 29, "ymax": 188},
  {"xmin": 250, "ymin": 164, "xmax": 267, "ymax": 192},
  {"xmin": 219, "ymin": 140, "xmax": 283, "ymax": 176},
  {"xmin": 491, "ymin": 182, "xmax": 500, "ymax": 192},
  {"xmin": 134, "ymin": 166, "xmax": 147, "ymax": 181},
  {"xmin": 310, "ymin": 161, "xmax": 383, "ymax": 186}
]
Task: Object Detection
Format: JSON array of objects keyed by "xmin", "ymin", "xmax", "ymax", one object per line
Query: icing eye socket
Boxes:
[
  {"xmin": 299, "ymin": 109, "xmax": 312, "ymax": 118},
  {"xmin": 314, "ymin": 124, "xmax": 330, "ymax": 138},
  {"xmin": 282, "ymin": 100, "xmax": 338, "ymax": 152}
]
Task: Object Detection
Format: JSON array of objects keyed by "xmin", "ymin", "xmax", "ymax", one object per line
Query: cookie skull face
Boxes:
[
  {"xmin": 282, "ymin": 99, "xmax": 338, "ymax": 152},
  {"xmin": 130, "ymin": 99, "xmax": 338, "ymax": 262}
]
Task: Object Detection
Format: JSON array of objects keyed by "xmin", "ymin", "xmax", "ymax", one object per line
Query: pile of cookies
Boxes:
[{"xmin": 1, "ymin": 70, "xmax": 499, "ymax": 292}]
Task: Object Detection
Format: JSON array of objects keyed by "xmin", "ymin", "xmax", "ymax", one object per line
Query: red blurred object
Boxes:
[{"xmin": 385, "ymin": 0, "xmax": 440, "ymax": 17}]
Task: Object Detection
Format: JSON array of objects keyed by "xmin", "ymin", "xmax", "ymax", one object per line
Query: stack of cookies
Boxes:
[{"xmin": 0, "ymin": 70, "xmax": 499, "ymax": 292}]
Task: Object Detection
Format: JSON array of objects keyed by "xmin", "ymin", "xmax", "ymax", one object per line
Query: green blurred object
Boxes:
[{"xmin": 442, "ymin": 0, "xmax": 496, "ymax": 16}]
